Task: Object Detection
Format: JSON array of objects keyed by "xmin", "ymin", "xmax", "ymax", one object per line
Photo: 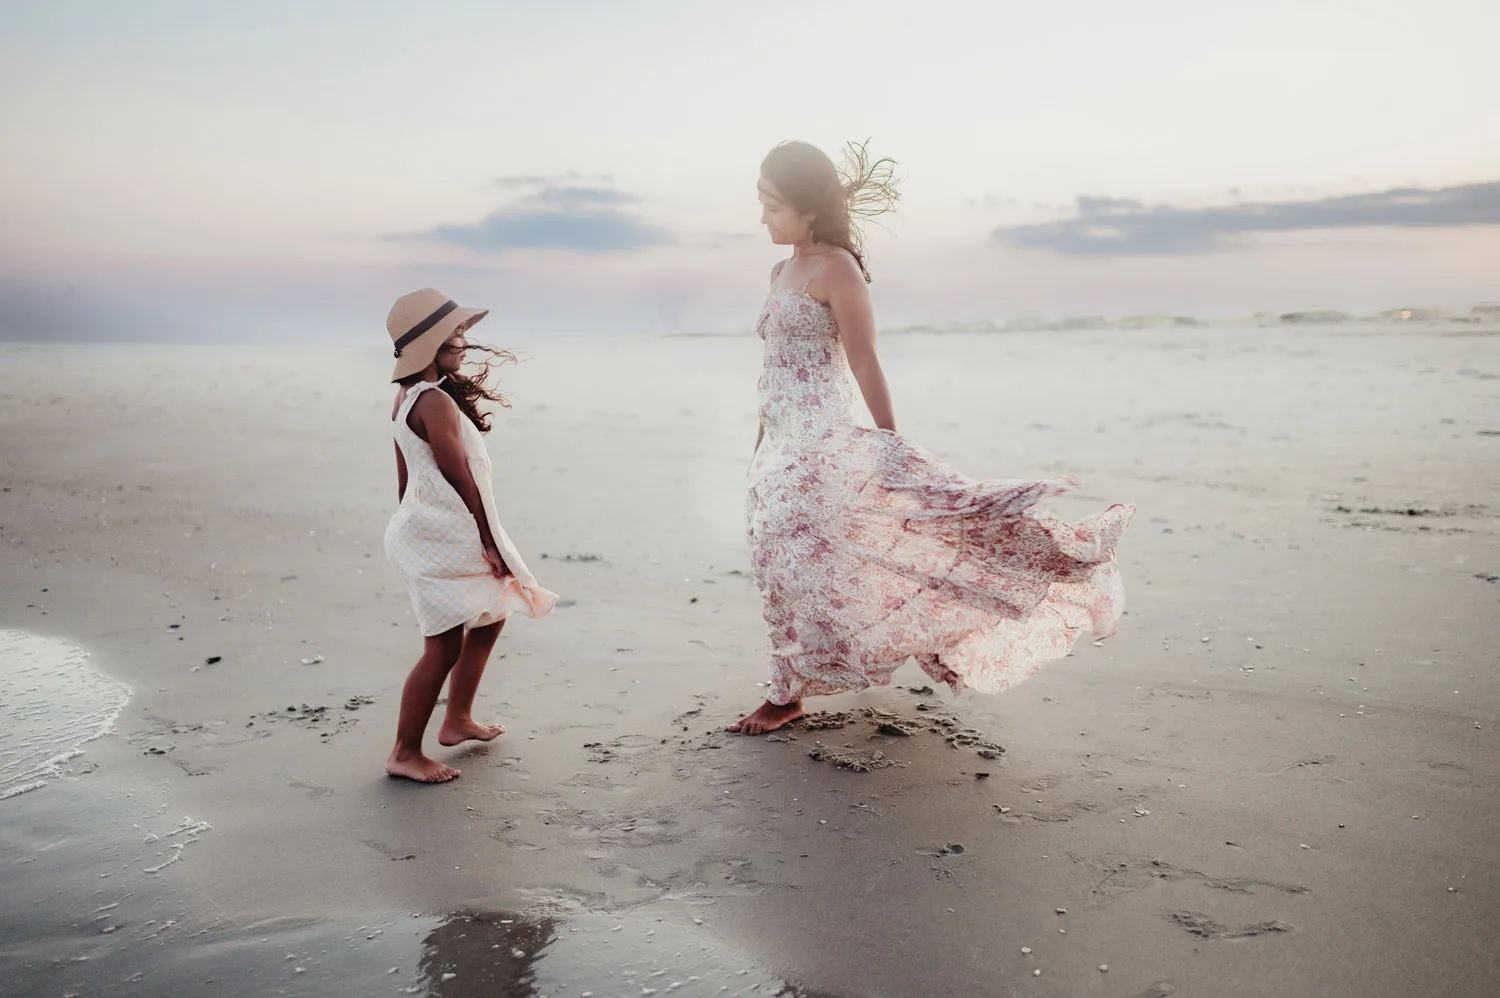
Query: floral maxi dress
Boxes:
[{"xmin": 746, "ymin": 289, "xmax": 1135, "ymax": 705}]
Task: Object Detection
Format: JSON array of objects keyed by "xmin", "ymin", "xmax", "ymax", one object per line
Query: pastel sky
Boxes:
[{"xmin": 1, "ymin": 0, "xmax": 1497, "ymax": 341}]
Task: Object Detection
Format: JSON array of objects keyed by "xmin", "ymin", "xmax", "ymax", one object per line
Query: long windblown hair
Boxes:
[
  {"xmin": 760, "ymin": 139, "xmax": 901, "ymax": 282},
  {"xmin": 400, "ymin": 343, "xmax": 515, "ymax": 433}
]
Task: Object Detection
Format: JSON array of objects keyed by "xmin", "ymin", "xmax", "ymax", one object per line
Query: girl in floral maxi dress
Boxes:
[{"xmin": 729, "ymin": 142, "xmax": 1134, "ymax": 735}]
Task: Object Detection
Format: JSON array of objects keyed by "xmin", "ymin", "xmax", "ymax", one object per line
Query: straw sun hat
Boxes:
[{"xmin": 387, "ymin": 288, "xmax": 489, "ymax": 382}]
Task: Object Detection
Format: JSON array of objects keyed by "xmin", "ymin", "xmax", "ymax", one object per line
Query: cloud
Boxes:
[
  {"xmin": 993, "ymin": 181, "xmax": 1500, "ymax": 255},
  {"xmin": 493, "ymin": 171, "xmax": 615, "ymax": 189},
  {"xmin": 531, "ymin": 186, "xmax": 639, "ymax": 208},
  {"xmin": 419, "ymin": 209, "xmax": 668, "ymax": 252},
  {"xmin": 494, "ymin": 171, "xmax": 581, "ymax": 189},
  {"xmin": 397, "ymin": 181, "xmax": 667, "ymax": 254}
]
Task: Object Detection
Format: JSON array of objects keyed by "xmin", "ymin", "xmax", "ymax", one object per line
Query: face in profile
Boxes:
[
  {"xmin": 758, "ymin": 178, "xmax": 811, "ymax": 246},
  {"xmin": 436, "ymin": 329, "xmax": 469, "ymax": 375}
]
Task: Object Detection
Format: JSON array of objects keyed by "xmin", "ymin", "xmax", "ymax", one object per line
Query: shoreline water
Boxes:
[
  {"xmin": 0, "ymin": 628, "xmax": 131, "ymax": 800},
  {"xmin": 2, "ymin": 325, "xmax": 1497, "ymax": 996}
]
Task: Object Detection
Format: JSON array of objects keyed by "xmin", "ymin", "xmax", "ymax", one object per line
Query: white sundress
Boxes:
[{"xmin": 384, "ymin": 379, "xmax": 556, "ymax": 636}]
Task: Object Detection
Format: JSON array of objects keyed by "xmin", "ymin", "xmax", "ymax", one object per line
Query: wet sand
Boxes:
[{"xmin": 1, "ymin": 321, "xmax": 1498, "ymax": 997}]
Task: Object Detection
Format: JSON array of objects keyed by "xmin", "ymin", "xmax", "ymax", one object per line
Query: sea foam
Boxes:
[{"xmin": 0, "ymin": 629, "xmax": 130, "ymax": 800}]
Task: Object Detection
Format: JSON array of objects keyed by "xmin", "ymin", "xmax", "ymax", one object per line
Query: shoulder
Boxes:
[
  {"xmin": 410, "ymin": 383, "xmax": 458, "ymax": 422},
  {"xmin": 819, "ymin": 249, "xmax": 866, "ymax": 294},
  {"xmin": 769, "ymin": 258, "xmax": 789, "ymax": 283},
  {"xmin": 822, "ymin": 248, "xmax": 862, "ymax": 280}
]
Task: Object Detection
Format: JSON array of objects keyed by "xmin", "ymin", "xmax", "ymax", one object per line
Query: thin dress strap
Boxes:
[{"xmin": 801, "ymin": 254, "xmax": 829, "ymax": 291}]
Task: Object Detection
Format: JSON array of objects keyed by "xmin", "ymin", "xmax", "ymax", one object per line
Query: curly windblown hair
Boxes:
[{"xmin": 399, "ymin": 342, "xmax": 516, "ymax": 433}]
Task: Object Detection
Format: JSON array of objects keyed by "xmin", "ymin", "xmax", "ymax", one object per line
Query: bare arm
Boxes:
[
  {"xmin": 821, "ymin": 252, "xmax": 896, "ymax": 432},
  {"xmin": 753, "ymin": 258, "xmax": 787, "ymax": 459},
  {"xmin": 409, "ymin": 390, "xmax": 507, "ymax": 574}
]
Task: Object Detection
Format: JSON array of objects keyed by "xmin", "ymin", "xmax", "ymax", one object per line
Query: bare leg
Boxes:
[
  {"xmin": 728, "ymin": 698, "xmax": 806, "ymax": 735},
  {"xmin": 386, "ymin": 627, "xmax": 465, "ymax": 783},
  {"xmin": 438, "ymin": 619, "xmax": 507, "ymax": 746}
]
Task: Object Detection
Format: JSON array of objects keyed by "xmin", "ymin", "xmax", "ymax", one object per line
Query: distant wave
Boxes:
[{"xmin": 878, "ymin": 304, "xmax": 1500, "ymax": 335}]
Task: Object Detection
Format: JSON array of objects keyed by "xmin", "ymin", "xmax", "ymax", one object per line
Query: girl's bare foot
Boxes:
[
  {"xmin": 727, "ymin": 699, "xmax": 805, "ymax": 735},
  {"xmin": 437, "ymin": 718, "xmax": 506, "ymax": 747},
  {"xmin": 385, "ymin": 747, "xmax": 461, "ymax": 783}
]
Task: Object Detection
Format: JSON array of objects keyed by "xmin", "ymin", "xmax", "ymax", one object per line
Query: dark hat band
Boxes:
[{"xmin": 393, "ymin": 300, "xmax": 458, "ymax": 358}]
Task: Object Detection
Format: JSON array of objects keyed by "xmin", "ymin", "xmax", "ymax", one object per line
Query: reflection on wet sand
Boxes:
[
  {"xmin": 415, "ymin": 908, "xmax": 843, "ymax": 998},
  {"xmin": 419, "ymin": 910, "xmax": 557, "ymax": 997}
]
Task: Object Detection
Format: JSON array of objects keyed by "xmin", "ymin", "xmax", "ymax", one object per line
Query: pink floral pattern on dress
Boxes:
[{"xmin": 747, "ymin": 289, "xmax": 1134, "ymax": 705}]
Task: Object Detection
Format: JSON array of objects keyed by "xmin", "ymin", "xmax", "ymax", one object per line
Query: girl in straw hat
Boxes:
[{"xmin": 383, "ymin": 288, "xmax": 556, "ymax": 783}]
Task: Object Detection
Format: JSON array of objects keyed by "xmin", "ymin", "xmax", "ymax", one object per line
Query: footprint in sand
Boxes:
[
  {"xmin": 1021, "ymin": 776, "xmax": 1062, "ymax": 792},
  {"xmin": 359, "ymin": 838, "xmax": 417, "ymax": 862},
  {"xmin": 1166, "ymin": 910, "xmax": 1293, "ymax": 939},
  {"xmin": 169, "ymin": 756, "xmax": 217, "ymax": 777},
  {"xmin": 288, "ymin": 778, "xmax": 333, "ymax": 801},
  {"xmin": 1132, "ymin": 984, "xmax": 1177, "ymax": 998},
  {"xmin": 1424, "ymin": 760, "xmax": 1476, "ymax": 787},
  {"xmin": 582, "ymin": 734, "xmax": 662, "ymax": 765},
  {"xmin": 1079, "ymin": 853, "xmax": 1309, "ymax": 908},
  {"xmin": 1024, "ymin": 799, "xmax": 1106, "ymax": 823},
  {"xmin": 537, "ymin": 802, "xmax": 684, "ymax": 849}
]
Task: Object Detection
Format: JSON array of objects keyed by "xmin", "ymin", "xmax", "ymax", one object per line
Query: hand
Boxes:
[{"xmin": 482, "ymin": 544, "xmax": 510, "ymax": 580}]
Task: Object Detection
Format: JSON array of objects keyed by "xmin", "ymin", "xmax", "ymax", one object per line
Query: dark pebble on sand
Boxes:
[
  {"xmin": 205, "ymin": 655, "xmax": 222, "ymax": 664},
  {"xmin": 169, "ymin": 624, "xmax": 180, "ymax": 629},
  {"xmin": 975, "ymin": 772, "xmax": 990, "ymax": 779}
]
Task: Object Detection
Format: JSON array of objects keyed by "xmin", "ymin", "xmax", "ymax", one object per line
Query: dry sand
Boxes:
[{"xmin": 1, "ymin": 320, "xmax": 1498, "ymax": 997}]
